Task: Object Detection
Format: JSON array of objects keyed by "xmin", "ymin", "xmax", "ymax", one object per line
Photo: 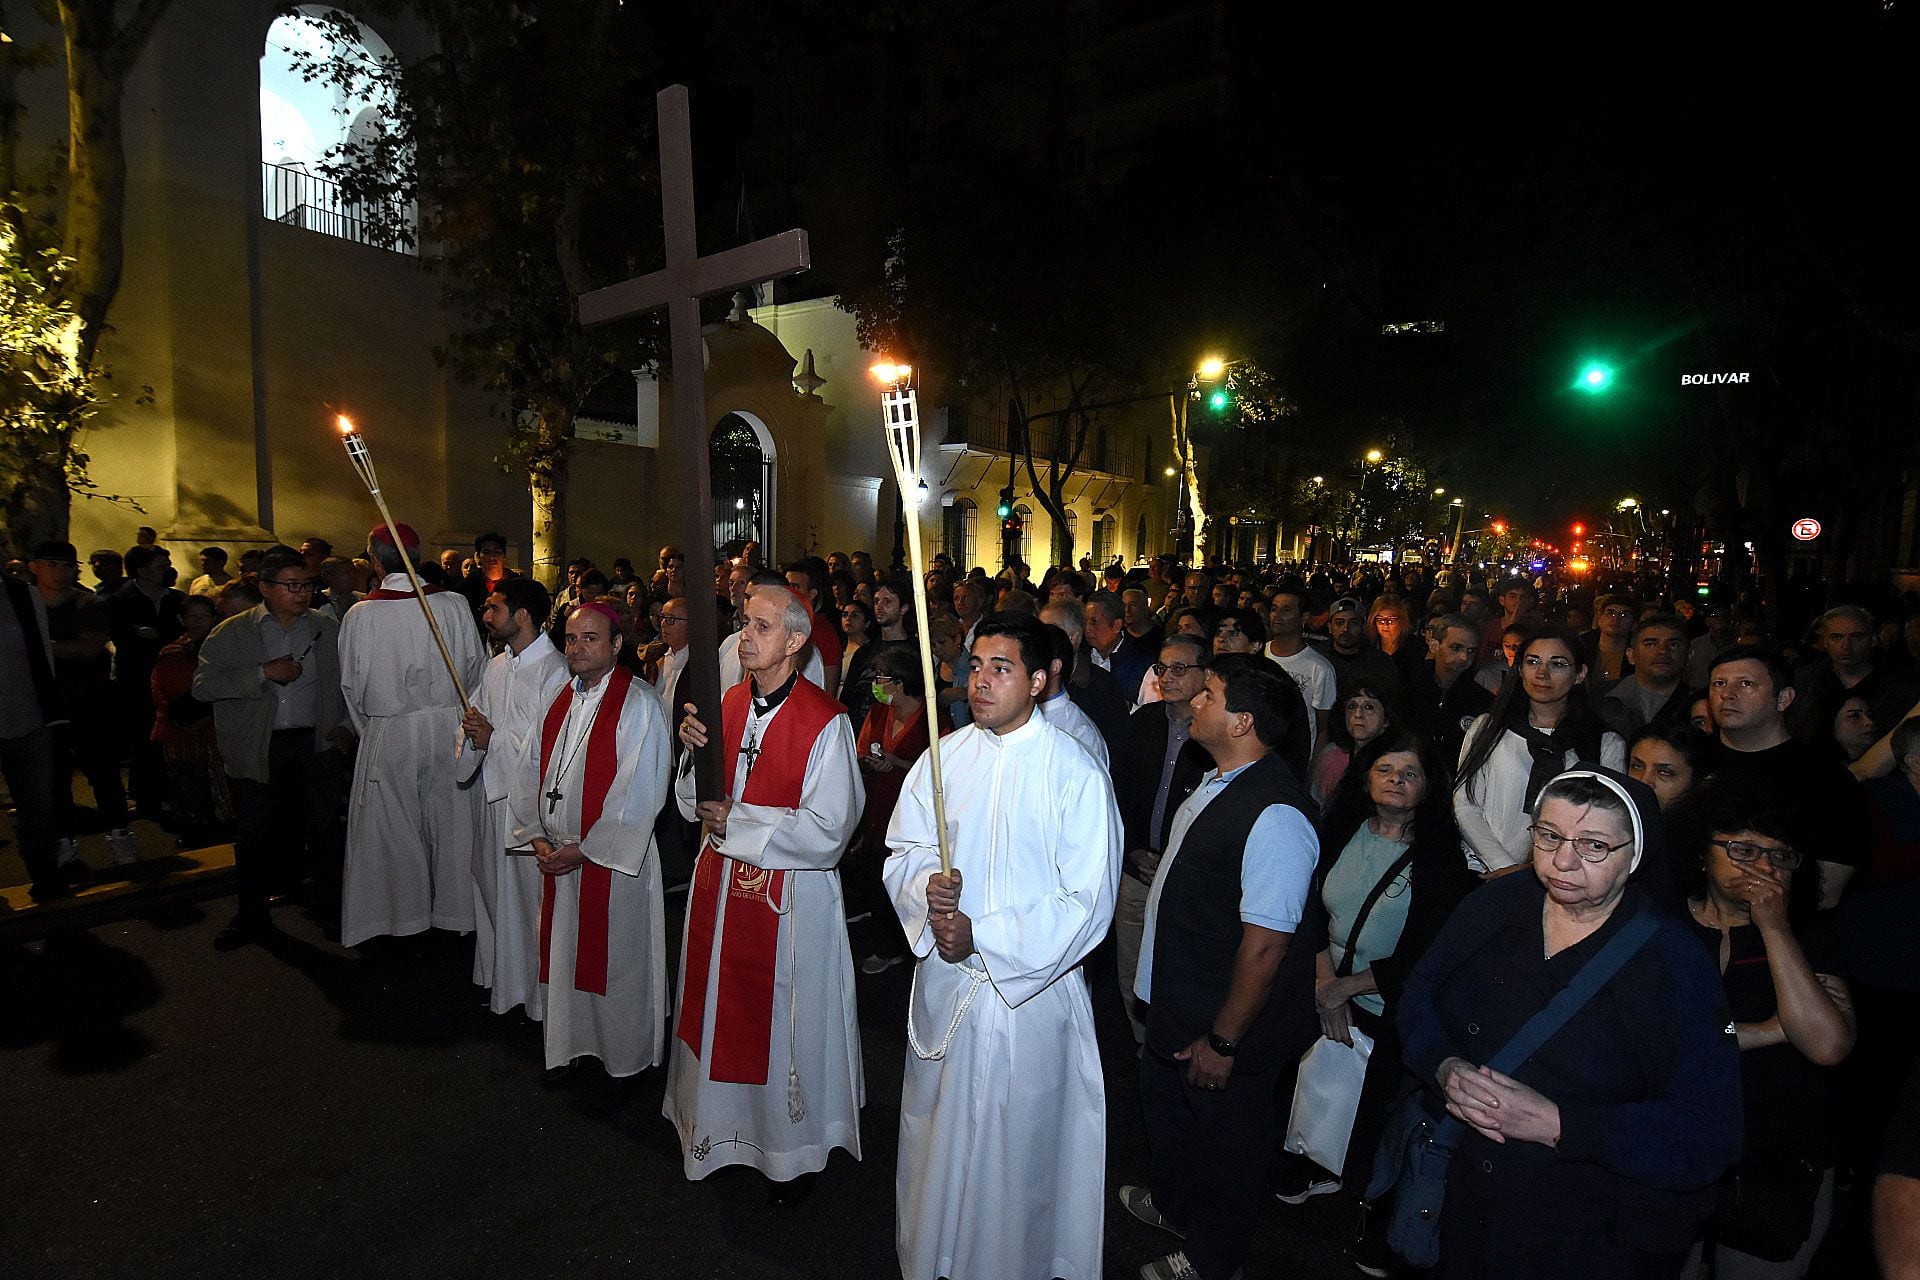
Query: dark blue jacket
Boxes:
[{"xmin": 1397, "ymin": 873, "xmax": 1742, "ymax": 1256}]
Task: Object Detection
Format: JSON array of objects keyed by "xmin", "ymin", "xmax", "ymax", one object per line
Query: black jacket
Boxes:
[{"xmin": 1113, "ymin": 702, "xmax": 1211, "ymax": 853}]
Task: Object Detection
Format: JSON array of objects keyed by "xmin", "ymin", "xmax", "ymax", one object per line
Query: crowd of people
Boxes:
[{"xmin": 6, "ymin": 523, "xmax": 1920, "ymax": 1280}]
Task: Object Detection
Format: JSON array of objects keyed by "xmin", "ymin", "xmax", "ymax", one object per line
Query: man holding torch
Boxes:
[
  {"xmin": 337, "ymin": 522, "xmax": 488, "ymax": 948},
  {"xmin": 884, "ymin": 611, "xmax": 1122, "ymax": 1280}
]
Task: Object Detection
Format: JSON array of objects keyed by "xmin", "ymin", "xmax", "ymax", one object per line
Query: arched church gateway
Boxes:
[{"xmin": 710, "ymin": 413, "xmax": 776, "ymax": 560}]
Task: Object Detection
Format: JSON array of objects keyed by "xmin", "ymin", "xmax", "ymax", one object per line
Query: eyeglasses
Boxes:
[
  {"xmin": 265, "ymin": 578, "xmax": 316, "ymax": 593},
  {"xmin": 1520, "ymin": 654, "xmax": 1575, "ymax": 672},
  {"xmin": 1711, "ymin": 839, "xmax": 1803, "ymax": 871},
  {"xmin": 659, "ymin": 615, "xmax": 688, "ymax": 626},
  {"xmin": 1152, "ymin": 661, "xmax": 1206, "ymax": 678},
  {"xmin": 1529, "ymin": 824, "xmax": 1633, "ymax": 862}
]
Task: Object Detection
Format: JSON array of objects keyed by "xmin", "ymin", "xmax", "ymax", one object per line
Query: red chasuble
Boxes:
[
  {"xmin": 675, "ymin": 675, "xmax": 843, "ymax": 1085},
  {"xmin": 535, "ymin": 665, "xmax": 634, "ymax": 996}
]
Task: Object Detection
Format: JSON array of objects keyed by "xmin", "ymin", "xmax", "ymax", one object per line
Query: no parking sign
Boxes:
[{"xmin": 1791, "ymin": 518, "xmax": 1822, "ymax": 542}]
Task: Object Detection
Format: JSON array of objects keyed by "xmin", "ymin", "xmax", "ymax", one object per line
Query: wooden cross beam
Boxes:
[{"xmin": 578, "ymin": 84, "xmax": 810, "ymax": 802}]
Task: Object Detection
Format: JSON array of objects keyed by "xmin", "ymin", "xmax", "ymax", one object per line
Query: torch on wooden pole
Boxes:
[
  {"xmin": 873, "ymin": 363, "xmax": 952, "ymax": 879},
  {"xmin": 335, "ymin": 414, "xmax": 472, "ymax": 715}
]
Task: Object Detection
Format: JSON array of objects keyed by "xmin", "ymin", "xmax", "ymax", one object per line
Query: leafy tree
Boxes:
[
  {"xmin": 0, "ymin": 0, "xmax": 172, "ymax": 555},
  {"xmin": 289, "ymin": 1, "xmax": 664, "ymax": 584}
]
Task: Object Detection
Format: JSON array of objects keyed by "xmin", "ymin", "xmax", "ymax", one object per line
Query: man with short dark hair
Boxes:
[
  {"xmin": 459, "ymin": 576, "xmax": 566, "ymax": 1018},
  {"xmin": 1123, "ymin": 586, "xmax": 1166, "ymax": 655},
  {"xmin": 1266, "ymin": 589, "xmax": 1337, "ymax": 753},
  {"xmin": 1401, "ymin": 611, "xmax": 1496, "ymax": 765},
  {"xmin": 1038, "ymin": 601, "xmax": 1119, "ymax": 768},
  {"xmin": 1601, "ymin": 613, "xmax": 1693, "ymax": 736},
  {"xmin": 1315, "ymin": 595, "xmax": 1399, "ymax": 696},
  {"xmin": 194, "ymin": 549, "xmax": 349, "ymax": 947},
  {"xmin": 1123, "ymin": 653, "xmax": 1321, "ymax": 1280},
  {"xmin": 886, "ymin": 610, "xmax": 1121, "ymax": 1280},
  {"xmin": 459, "ymin": 529, "xmax": 519, "ymax": 623},
  {"xmin": 525, "ymin": 601, "xmax": 672, "ymax": 1096},
  {"xmin": 188, "ymin": 547, "xmax": 232, "ymax": 598},
  {"xmin": 785, "ymin": 558, "xmax": 843, "ymax": 695},
  {"xmin": 1708, "ymin": 645, "xmax": 1866, "ymax": 908},
  {"xmin": 1791, "ymin": 605, "xmax": 1920, "ymax": 750},
  {"xmin": 89, "ymin": 549, "xmax": 127, "ymax": 597}
]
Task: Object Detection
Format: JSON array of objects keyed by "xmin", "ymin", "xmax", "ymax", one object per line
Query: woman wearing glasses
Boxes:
[
  {"xmin": 1455, "ymin": 626, "xmax": 1625, "ymax": 877},
  {"xmin": 1679, "ymin": 787, "xmax": 1855, "ymax": 1279},
  {"xmin": 1395, "ymin": 768, "xmax": 1742, "ymax": 1279},
  {"xmin": 1309, "ymin": 677, "xmax": 1398, "ymax": 806}
]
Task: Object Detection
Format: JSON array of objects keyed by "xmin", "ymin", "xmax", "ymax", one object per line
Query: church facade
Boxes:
[{"xmin": 22, "ymin": 1, "xmax": 1184, "ymax": 579}]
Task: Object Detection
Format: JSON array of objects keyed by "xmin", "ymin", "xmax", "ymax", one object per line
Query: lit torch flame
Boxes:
[
  {"xmin": 869, "ymin": 361, "xmax": 913, "ymax": 386},
  {"xmin": 336, "ymin": 414, "xmax": 358, "ymax": 436}
]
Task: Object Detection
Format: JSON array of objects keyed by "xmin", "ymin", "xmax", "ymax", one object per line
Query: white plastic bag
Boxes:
[{"xmin": 1282, "ymin": 1026, "xmax": 1375, "ymax": 1175}]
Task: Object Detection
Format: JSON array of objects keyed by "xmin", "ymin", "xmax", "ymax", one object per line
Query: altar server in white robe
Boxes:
[
  {"xmin": 670, "ymin": 584, "xmax": 864, "ymax": 1205},
  {"xmin": 884, "ymin": 611, "xmax": 1122, "ymax": 1280},
  {"xmin": 523, "ymin": 602, "xmax": 671, "ymax": 1078},
  {"xmin": 338, "ymin": 523, "xmax": 488, "ymax": 946},
  {"xmin": 458, "ymin": 578, "xmax": 568, "ymax": 1019}
]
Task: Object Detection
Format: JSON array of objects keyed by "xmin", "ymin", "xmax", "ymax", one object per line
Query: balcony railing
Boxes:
[
  {"xmin": 262, "ymin": 161, "xmax": 416, "ymax": 255},
  {"xmin": 942, "ymin": 405, "xmax": 1136, "ymax": 478}
]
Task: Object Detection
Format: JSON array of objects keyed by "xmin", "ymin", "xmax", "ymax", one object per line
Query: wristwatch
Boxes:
[{"xmin": 1206, "ymin": 1032, "xmax": 1238, "ymax": 1057}]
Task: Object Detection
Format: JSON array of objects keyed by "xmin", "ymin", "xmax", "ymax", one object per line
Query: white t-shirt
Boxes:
[{"xmin": 1266, "ymin": 642, "xmax": 1337, "ymax": 752}]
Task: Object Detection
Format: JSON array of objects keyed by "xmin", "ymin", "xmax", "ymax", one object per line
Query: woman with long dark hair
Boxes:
[
  {"xmin": 1455, "ymin": 625, "xmax": 1624, "ymax": 876},
  {"xmin": 1272, "ymin": 729, "xmax": 1479, "ymax": 1274},
  {"xmin": 1309, "ymin": 677, "xmax": 1398, "ymax": 806}
]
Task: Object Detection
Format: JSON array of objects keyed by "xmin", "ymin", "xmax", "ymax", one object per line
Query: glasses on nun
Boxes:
[{"xmin": 1528, "ymin": 824, "xmax": 1633, "ymax": 863}]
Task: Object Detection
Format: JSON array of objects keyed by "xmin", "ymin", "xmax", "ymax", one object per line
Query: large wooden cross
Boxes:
[{"xmin": 578, "ymin": 84, "xmax": 810, "ymax": 802}]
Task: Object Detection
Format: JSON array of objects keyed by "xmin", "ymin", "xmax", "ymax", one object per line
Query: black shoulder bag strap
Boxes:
[
  {"xmin": 1432, "ymin": 910, "xmax": 1660, "ymax": 1148},
  {"xmin": 1334, "ymin": 840, "xmax": 1419, "ymax": 979}
]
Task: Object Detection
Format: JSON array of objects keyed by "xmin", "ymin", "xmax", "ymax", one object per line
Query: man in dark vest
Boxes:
[{"xmin": 1120, "ymin": 653, "xmax": 1322, "ymax": 1280}]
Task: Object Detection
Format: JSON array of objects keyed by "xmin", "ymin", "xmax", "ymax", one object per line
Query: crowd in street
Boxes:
[{"xmin": 5, "ymin": 525, "xmax": 1920, "ymax": 1280}]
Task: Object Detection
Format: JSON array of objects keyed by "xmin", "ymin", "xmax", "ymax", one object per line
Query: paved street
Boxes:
[{"xmin": 2, "ymin": 894, "xmax": 1362, "ymax": 1280}]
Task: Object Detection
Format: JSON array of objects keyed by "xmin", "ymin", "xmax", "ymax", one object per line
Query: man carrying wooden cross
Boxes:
[{"xmin": 668, "ymin": 583, "xmax": 865, "ymax": 1205}]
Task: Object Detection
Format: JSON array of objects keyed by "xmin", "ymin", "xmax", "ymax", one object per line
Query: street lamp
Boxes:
[
  {"xmin": 1365, "ymin": 448, "xmax": 1384, "ymax": 464},
  {"xmin": 1197, "ymin": 356, "xmax": 1227, "ymax": 380}
]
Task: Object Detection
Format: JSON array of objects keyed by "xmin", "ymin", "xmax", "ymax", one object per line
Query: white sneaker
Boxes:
[
  {"xmin": 106, "ymin": 828, "xmax": 141, "ymax": 865},
  {"xmin": 1140, "ymin": 1251, "xmax": 1238, "ymax": 1280},
  {"xmin": 55, "ymin": 836, "xmax": 80, "ymax": 867},
  {"xmin": 1118, "ymin": 1185, "xmax": 1186, "ymax": 1239}
]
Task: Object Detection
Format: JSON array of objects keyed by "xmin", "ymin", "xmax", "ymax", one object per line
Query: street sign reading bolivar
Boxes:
[
  {"xmin": 1791, "ymin": 518, "xmax": 1821, "ymax": 542},
  {"xmin": 1681, "ymin": 371, "xmax": 1750, "ymax": 385}
]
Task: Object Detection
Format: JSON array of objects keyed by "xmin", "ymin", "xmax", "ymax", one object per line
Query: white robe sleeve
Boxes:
[
  {"xmin": 576, "ymin": 686, "xmax": 669, "ymax": 878},
  {"xmin": 883, "ymin": 749, "xmax": 947, "ymax": 960},
  {"xmin": 336, "ymin": 608, "xmax": 371, "ymax": 734},
  {"xmin": 970, "ymin": 763, "xmax": 1121, "ymax": 1009},
  {"xmin": 714, "ymin": 715, "xmax": 864, "ymax": 871}
]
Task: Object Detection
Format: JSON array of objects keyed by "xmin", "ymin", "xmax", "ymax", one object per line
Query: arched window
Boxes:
[
  {"xmin": 1092, "ymin": 513, "xmax": 1116, "ymax": 568},
  {"xmin": 260, "ymin": 8, "xmax": 415, "ymax": 252},
  {"xmin": 1136, "ymin": 514, "xmax": 1149, "ymax": 562},
  {"xmin": 942, "ymin": 497, "xmax": 977, "ymax": 570},
  {"xmin": 1062, "ymin": 508, "xmax": 1079, "ymax": 567}
]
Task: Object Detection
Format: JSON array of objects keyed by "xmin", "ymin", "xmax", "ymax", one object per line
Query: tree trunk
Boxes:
[{"xmin": 529, "ymin": 409, "xmax": 574, "ymax": 587}]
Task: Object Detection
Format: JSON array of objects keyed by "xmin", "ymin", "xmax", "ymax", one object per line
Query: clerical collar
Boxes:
[{"xmin": 750, "ymin": 667, "xmax": 800, "ymax": 715}]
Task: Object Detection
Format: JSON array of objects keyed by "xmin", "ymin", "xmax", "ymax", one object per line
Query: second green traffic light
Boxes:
[{"xmin": 1576, "ymin": 360, "xmax": 1616, "ymax": 394}]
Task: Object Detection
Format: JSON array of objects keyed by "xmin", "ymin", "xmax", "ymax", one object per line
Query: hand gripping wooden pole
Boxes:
[{"xmin": 874, "ymin": 365, "xmax": 952, "ymax": 878}]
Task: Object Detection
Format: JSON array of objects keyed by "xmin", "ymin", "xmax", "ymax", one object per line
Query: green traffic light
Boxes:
[
  {"xmin": 996, "ymin": 502, "xmax": 1012, "ymax": 519},
  {"xmin": 1575, "ymin": 361, "xmax": 1615, "ymax": 394},
  {"xmin": 1208, "ymin": 388, "xmax": 1231, "ymax": 412}
]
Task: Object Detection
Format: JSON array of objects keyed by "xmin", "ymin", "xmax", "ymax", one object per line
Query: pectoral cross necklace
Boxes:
[{"xmin": 546, "ymin": 694, "xmax": 592, "ymax": 814}]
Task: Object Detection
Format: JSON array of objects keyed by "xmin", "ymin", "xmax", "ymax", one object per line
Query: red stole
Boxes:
[
  {"xmin": 535, "ymin": 665, "xmax": 634, "ymax": 996},
  {"xmin": 675, "ymin": 675, "xmax": 842, "ymax": 1084},
  {"xmin": 365, "ymin": 585, "xmax": 446, "ymax": 599}
]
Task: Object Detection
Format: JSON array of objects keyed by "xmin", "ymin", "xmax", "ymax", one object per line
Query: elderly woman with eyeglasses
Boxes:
[
  {"xmin": 1678, "ymin": 785, "xmax": 1855, "ymax": 1280},
  {"xmin": 1395, "ymin": 768, "xmax": 1742, "ymax": 1279},
  {"xmin": 1455, "ymin": 626, "xmax": 1626, "ymax": 877}
]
